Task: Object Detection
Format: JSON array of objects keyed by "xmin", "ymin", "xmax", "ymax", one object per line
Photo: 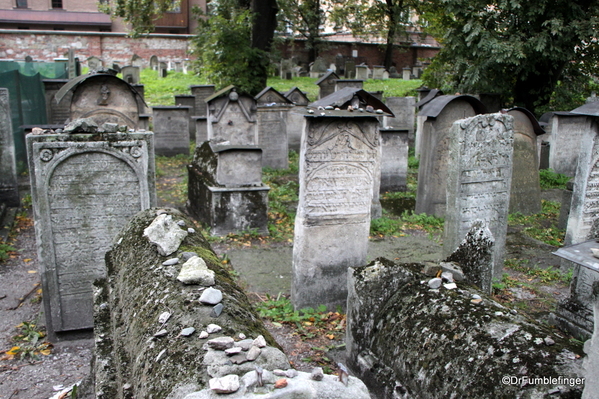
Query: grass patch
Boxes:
[
  {"xmin": 508, "ymin": 200, "xmax": 564, "ymax": 246},
  {"xmin": 504, "ymin": 258, "xmax": 573, "ymax": 284},
  {"xmin": 370, "ymin": 211, "xmax": 444, "ymax": 238},
  {"xmin": 139, "ymin": 69, "xmax": 208, "ymax": 106},
  {"xmin": 539, "ymin": 168, "xmax": 571, "ymax": 189},
  {"xmin": 155, "ymin": 153, "xmax": 191, "ymax": 207}
]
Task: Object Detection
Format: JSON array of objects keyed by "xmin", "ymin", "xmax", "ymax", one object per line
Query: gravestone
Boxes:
[
  {"xmin": 255, "ymin": 87, "xmax": 294, "ymax": 169},
  {"xmin": 388, "ymin": 66, "xmax": 400, "ymax": 78},
  {"xmin": 335, "ymin": 79, "xmax": 363, "ymax": 92},
  {"xmin": 27, "ymin": 128, "xmax": 156, "ymax": 339},
  {"xmin": 131, "ymin": 54, "xmax": 144, "ymax": 68},
  {"xmin": 192, "ymin": 116, "xmax": 208, "ymax": 143},
  {"xmin": 149, "ymin": 55, "xmax": 159, "ymax": 70},
  {"xmin": 280, "ymin": 58, "xmax": 294, "ymax": 79},
  {"xmin": 402, "ymin": 67, "xmax": 411, "ymax": 80},
  {"xmin": 379, "ymin": 127, "xmax": 409, "ymax": 193},
  {"xmin": 292, "ymin": 111, "xmax": 381, "ymax": 311},
  {"xmin": 383, "ymin": 96, "xmax": 416, "ymax": 143},
  {"xmin": 372, "ymin": 66, "xmax": 386, "ymax": 80},
  {"xmin": 0, "ymin": 89, "xmax": 19, "ymax": 207},
  {"xmin": 151, "ymin": 106, "xmax": 191, "ymax": 156},
  {"xmin": 582, "ymin": 283, "xmax": 599, "ymax": 399},
  {"xmin": 87, "ymin": 56, "xmax": 102, "ymax": 72},
  {"xmin": 189, "ymin": 84, "xmax": 216, "ymax": 117},
  {"xmin": 206, "ymin": 86, "xmax": 257, "ymax": 146},
  {"xmin": 187, "ymin": 141, "xmax": 269, "ymax": 236},
  {"xmin": 67, "ymin": 49, "xmax": 76, "ymax": 79},
  {"xmin": 175, "ymin": 94, "xmax": 196, "ymax": 138},
  {"xmin": 284, "ymin": 87, "xmax": 310, "ymax": 152},
  {"xmin": 443, "ymin": 113, "xmax": 514, "ymax": 292},
  {"xmin": 554, "ymin": 111, "xmax": 599, "ymax": 339},
  {"xmin": 309, "ymin": 57, "xmax": 328, "ymax": 78},
  {"xmin": 159, "ymin": 62, "xmax": 167, "ymax": 77},
  {"xmin": 43, "ymin": 79, "xmax": 71, "ymax": 124},
  {"xmin": 546, "ymin": 112, "xmax": 590, "ymax": 177},
  {"xmin": 316, "ymin": 71, "xmax": 339, "ymax": 100},
  {"xmin": 506, "ymin": 107, "xmax": 544, "ymax": 215},
  {"xmin": 415, "ymin": 95, "xmax": 488, "ymax": 217},
  {"xmin": 345, "ymin": 60, "xmax": 356, "ymax": 79},
  {"xmin": 67, "ymin": 72, "xmax": 145, "ymax": 130},
  {"xmin": 120, "ymin": 65, "xmax": 140, "ymax": 84},
  {"xmin": 355, "ymin": 65, "xmax": 369, "ymax": 80}
]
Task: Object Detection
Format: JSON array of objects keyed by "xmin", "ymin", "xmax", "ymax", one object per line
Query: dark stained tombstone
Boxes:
[
  {"xmin": 206, "ymin": 86, "xmax": 257, "ymax": 146},
  {"xmin": 254, "ymin": 87, "xmax": 294, "ymax": 169},
  {"xmin": 151, "ymin": 106, "xmax": 191, "ymax": 156},
  {"xmin": 189, "ymin": 85, "xmax": 215, "ymax": 117},
  {"xmin": 506, "ymin": 107, "xmax": 544, "ymax": 215},
  {"xmin": 192, "ymin": 116, "xmax": 208, "ymax": 144},
  {"xmin": 43, "ymin": 79, "xmax": 71, "ymax": 124},
  {"xmin": 415, "ymin": 95, "xmax": 488, "ymax": 217},
  {"xmin": 175, "ymin": 94, "xmax": 196, "ymax": 138},
  {"xmin": 284, "ymin": 87, "xmax": 310, "ymax": 152},
  {"xmin": 309, "ymin": 57, "xmax": 328, "ymax": 78},
  {"xmin": 159, "ymin": 62, "xmax": 167, "ymax": 77},
  {"xmin": 149, "ymin": 55, "xmax": 159, "ymax": 70},
  {"xmin": 379, "ymin": 127, "xmax": 409, "ymax": 193},
  {"xmin": 316, "ymin": 71, "xmax": 340, "ymax": 100},
  {"xmin": 344, "ymin": 60, "xmax": 356, "ymax": 79},
  {"xmin": 26, "ymin": 127, "xmax": 156, "ymax": 340}
]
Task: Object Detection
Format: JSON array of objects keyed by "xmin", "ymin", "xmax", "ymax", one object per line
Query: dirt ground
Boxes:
[{"xmin": 0, "ymin": 177, "xmax": 575, "ymax": 399}]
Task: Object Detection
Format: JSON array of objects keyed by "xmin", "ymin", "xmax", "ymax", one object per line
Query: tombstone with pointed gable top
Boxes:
[
  {"xmin": 121, "ymin": 66, "xmax": 140, "ymax": 84},
  {"xmin": 0, "ymin": 89, "xmax": 19, "ymax": 207},
  {"xmin": 506, "ymin": 107, "xmax": 544, "ymax": 215},
  {"xmin": 190, "ymin": 85, "xmax": 216, "ymax": 118},
  {"xmin": 292, "ymin": 101, "xmax": 393, "ymax": 311},
  {"xmin": 255, "ymin": 87, "xmax": 294, "ymax": 169},
  {"xmin": 284, "ymin": 87, "xmax": 311, "ymax": 152},
  {"xmin": 443, "ymin": 113, "xmax": 514, "ymax": 291},
  {"xmin": 316, "ymin": 71, "xmax": 340, "ymax": 100},
  {"xmin": 187, "ymin": 141, "xmax": 269, "ymax": 236},
  {"xmin": 206, "ymin": 86, "xmax": 257, "ymax": 146},
  {"xmin": 415, "ymin": 95, "xmax": 488, "ymax": 217},
  {"xmin": 26, "ymin": 127, "xmax": 156, "ymax": 339},
  {"xmin": 151, "ymin": 105, "xmax": 192, "ymax": 156},
  {"xmin": 87, "ymin": 56, "xmax": 102, "ymax": 72}
]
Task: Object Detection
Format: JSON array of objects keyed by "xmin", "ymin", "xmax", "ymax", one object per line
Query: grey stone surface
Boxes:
[
  {"xmin": 347, "ymin": 258, "xmax": 584, "ymax": 399},
  {"xmin": 207, "ymin": 87, "xmax": 257, "ymax": 145},
  {"xmin": 200, "ymin": 287, "xmax": 223, "ymax": 304},
  {"xmin": 292, "ymin": 114, "xmax": 380, "ymax": 311},
  {"xmin": 43, "ymin": 79, "xmax": 71, "ymax": 124},
  {"xmin": 549, "ymin": 113, "xmax": 592, "ymax": 177},
  {"xmin": 255, "ymin": 87, "xmax": 293, "ymax": 169},
  {"xmin": 187, "ymin": 142, "xmax": 269, "ymax": 237},
  {"xmin": 309, "ymin": 57, "xmax": 327, "ymax": 79},
  {"xmin": 178, "ymin": 256, "xmax": 215, "ymax": 286},
  {"xmin": 316, "ymin": 71, "xmax": 339, "ymax": 100},
  {"xmin": 383, "ymin": 97, "xmax": 415, "ymax": 142},
  {"xmin": 175, "ymin": 95, "xmax": 197, "ymax": 138},
  {"xmin": 190, "ymin": 85, "xmax": 215, "ymax": 117},
  {"xmin": 209, "ymin": 375, "xmax": 240, "ymax": 394},
  {"xmin": 0, "ymin": 88, "xmax": 19, "ymax": 207},
  {"xmin": 582, "ymin": 283, "xmax": 599, "ymax": 399},
  {"xmin": 379, "ymin": 127, "xmax": 409, "ymax": 193},
  {"xmin": 93, "ymin": 208, "xmax": 282, "ymax": 398},
  {"xmin": 355, "ymin": 66, "xmax": 369, "ymax": 80},
  {"xmin": 507, "ymin": 109, "xmax": 542, "ymax": 215},
  {"xmin": 121, "ymin": 66, "xmax": 140, "ymax": 84},
  {"xmin": 144, "ymin": 213, "xmax": 189, "ymax": 256},
  {"xmin": 193, "ymin": 116, "xmax": 208, "ymax": 144},
  {"xmin": 152, "ymin": 106, "xmax": 191, "ymax": 156},
  {"xmin": 443, "ymin": 113, "xmax": 514, "ymax": 288},
  {"xmin": 27, "ymin": 130, "xmax": 156, "ymax": 339},
  {"xmin": 334, "ymin": 79, "xmax": 363, "ymax": 92}
]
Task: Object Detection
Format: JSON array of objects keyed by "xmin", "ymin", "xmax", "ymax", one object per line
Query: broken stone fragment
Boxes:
[
  {"xmin": 199, "ymin": 331, "xmax": 209, "ymax": 339},
  {"xmin": 311, "ymin": 367, "xmax": 324, "ymax": 381},
  {"xmin": 208, "ymin": 337, "xmax": 235, "ymax": 350},
  {"xmin": 200, "ymin": 287, "xmax": 222, "ymax": 304},
  {"xmin": 441, "ymin": 271, "xmax": 454, "ymax": 283},
  {"xmin": 180, "ymin": 327, "xmax": 195, "ymax": 337},
  {"xmin": 246, "ymin": 345, "xmax": 261, "ymax": 361},
  {"xmin": 63, "ymin": 117, "xmax": 98, "ymax": 133},
  {"xmin": 444, "ymin": 282, "xmax": 457, "ymax": 290},
  {"xmin": 209, "ymin": 374, "xmax": 240, "ymax": 394},
  {"xmin": 253, "ymin": 335, "xmax": 267, "ymax": 348},
  {"xmin": 158, "ymin": 311, "xmax": 171, "ymax": 324},
  {"xmin": 428, "ymin": 278, "xmax": 442, "ymax": 289},
  {"xmin": 225, "ymin": 347, "xmax": 243, "ymax": 356},
  {"xmin": 177, "ymin": 256, "xmax": 215, "ymax": 286},
  {"xmin": 211, "ymin": 303, "xmax": 224, "ymax": 318},
  {"xmin": 206, "ymin": 324, "xmax": 222, "ymax": 334},
  {"xmin": 235, "ymin": 339, "xmax": 253, "ymax": 351},
  {"xmin": 274, "ymin": 378, "xmax": 288, "ymax": 389},
  {"xmin": 162, "ymin": 258, "xmax": 179, "ymax": 266},
  {"xmin": 143, "ymin": 214, "xmax": 188, "ymax": 256}
]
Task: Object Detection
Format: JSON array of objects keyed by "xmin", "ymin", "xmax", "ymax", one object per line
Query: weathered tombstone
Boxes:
[
  {"xmin": 388, "ymin": 66, "xmax": 400, "ymax": 78},
  {"xmin": 175, "ymin": 94, "xmax": 196, "ymax": 138},
  {"xmin": 372, "ymin": 66, "xmax": 386, "ymax": 80},
  {"xmin": 67, "ymin": 49, "xmax": 76, "ymax": 79},
  {"xmin": 379, "ymin": 127, "xmax": 409, "ymax": 193},
  {"xmin": 149, "ymin": 55, "xmax": 159, "ymax": 70},
  {"xmin": 151, "ymin": 106, "xmax": 191, "ymax": 156},
  {"xmin": 43, "ymin": 79, "xmax": 71, "ymax": 124},
  {"xmin": 443, "ymin": 113, "xmax": 514, "ymax": 292},
  {"xmin": 255, "ymin": 87, "xmax": 293, "ymax": 169},
  {"xmin": 415, "ymin": 95, "xmax": 488, "ymax": 217},
  {"xmin": 546, "ymin": 111, "xmax": 591, "ymax": 177},
  {"xmin": 316, "ymin": 71, "xmax": 339, "ymax": 100},
  {"xmin": 87, "ymin": 56, "xmax": 102, "ymax": 72},
  {"xmin": 0, "ymin": 89, "xmax": 19, "ymax": 207},
  {"xmin": 309, "ymin": 57, "xmax": 328, "ymax": 78},
  {"xmin": 130, "ymin": 54, "xmax": 144, "ymax": 68},
  {"xmin": 27, "ymin": 127, "xmax": 156, "ymax": 340},
  {"xmin": 206, "ymin": 86, "xmax": 257, "ymax": 146},
  {"xmin": 66, "ymin": 72, "xmax": 145, "ymax": 130},
  {"xmin": 280, "ymin": 58, "xmax": 294, "ymax": 80},
  {"xmin": 187, "ymin": 141, "xmax": 269, "ymax": 236},
  {"xmin": 284, "ymin": 87, "xmax": 310, "ymax": 152},
  {"xmin": 189, "ymin": 84, "xmax": 215, "ymax": 117},
  {"xmin": 402, "ymin": 67, "xmax": 411, "ymax": 80},
  {"xmin": 192, "ymin": 116, "xmax": 208, "ymax": 143},
  {"xmin": 120, "ymin": 65, "xmax": 140, "ymax": 84},
  {"xmin": 582, "ymin": 282, "xmax": 599, "ymax": 399},
  {"xmin": 159, "ymin": 62, "xmax": 167, "ymax": 77},
  {"xmin": 335, "ymin": 79, "xmax": 363, "ymax": 92},
  {"xmin": 506, "ymin": 107, "xmax": 544, "ymax": 215},
  {"xmin": 383, "ymin": 96, "xmax": 416, "ymax": 143},
  {"xmin": 291, "ymin": 110, "xmax": 382, "ymax": 311},
  {"xmin": 355, "ymin": 65, "xmax": 369, "ymax": 80},
  {"xmin": 344, "ymin": 60, "xmax": 356, "ymax": 79}
]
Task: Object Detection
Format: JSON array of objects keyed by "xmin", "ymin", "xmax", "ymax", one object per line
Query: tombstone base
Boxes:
[{"xmin": 552, "ymin": 299, "xmax": 594, "ymax": 341}]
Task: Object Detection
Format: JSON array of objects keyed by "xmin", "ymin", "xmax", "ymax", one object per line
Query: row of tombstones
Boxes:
[{"xmin": 278, "ymin": 57, "xmax": 421, "ymax": 80}]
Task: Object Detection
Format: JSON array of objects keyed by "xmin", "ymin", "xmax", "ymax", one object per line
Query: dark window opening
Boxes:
[
  {"xmin": 16, "ymin": 0, "xmax": 28, "ymax": 9},
  {"xmin": 52, "ymin": 0, "xmax": 62, "ymax": 9}
]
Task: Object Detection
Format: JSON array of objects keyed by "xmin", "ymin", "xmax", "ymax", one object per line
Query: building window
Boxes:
[
  {"xmin": 16, "ymin": 0, "xmax": 28, "ymax": 8},
  {"xmin": 52, "ymin": 0, "xmax": 62, "ymax": 9}
]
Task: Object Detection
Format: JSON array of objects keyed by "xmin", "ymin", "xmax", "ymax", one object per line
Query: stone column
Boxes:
[{"xmin": 0, "ymin": 89, "xmax": 19, "ymax": 207}]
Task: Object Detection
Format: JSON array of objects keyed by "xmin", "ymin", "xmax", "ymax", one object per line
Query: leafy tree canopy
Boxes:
[
  {"xmin": 420, "ymin": 0, "xmax": 599, "ymax": 115},
  {"xmin": 98, "ymin": 0, "xmax": 175, "ymax": 37}
]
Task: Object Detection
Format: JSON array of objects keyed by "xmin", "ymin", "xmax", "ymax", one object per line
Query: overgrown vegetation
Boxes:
[
  {"xmin": 539, "ymin": 169, "xmax": 571, "ymax": 190},
  {"xmin": 155, "ymin": 153, "xmax": 190, "ymax": 208},
  {"xmin": 508, "ymin": 200, "xmax": 564, "ymax": 246},
  {"xmin": 2, "ymin": 321, "xmax": 52, "ymax": 361},
  {"xmin": 0, "ymin": 241, "xmax": 16, "ymax": 262}
]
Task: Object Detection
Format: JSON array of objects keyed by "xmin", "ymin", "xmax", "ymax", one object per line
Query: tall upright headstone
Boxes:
[
  {"xmin": 87, "ymin": 56, "xmax": 102, "ymax": 72},
  {"xmin": 43, "ymin": 79, "xmax": 71, "ymax": 124},
  {"xmin": 189, "ymin": 85, "xmax": 215, "ymax": 117},
  {"xmin": 316, "ymin": 71, "xmax": 339, "ymax": 100},
  {"xmin": 149, "ymin": 55, "xmax": 159, "ymax": 71},
  {"xmin": 309, "ymin": 57, "xmax": 328, "ymax": 78},
  {"xmin": 206, "ymin": 86, "xmax": 257, "ymax": 146},
  {"xmin": 292, "ymin": 110, "xmax": 381, "ymax": 311},
  {"xmin": 284, "ymin": 87, "xmax": 310, "ymax": 152},
  {"xmin": 254, "ymin": 87, "xmax": 294, "ymax": 169},
  {"xmin": 443, "ymin": 113, "xmax": 514, "ymax": 292},
  {"xmin": 27, "ymin": 129, "xmax": 156, "ymax": 339},
  {"xmin": 506, "ymin": 108, "xmax": 544, "ymax": 215},
  {"xmin": 547, "ymin": 112, "xmax": 591, "ymax": 177},
  {"xmin": 372, "ymin": 66, "xmax": 386, "ymax": 80},
  {"xmin": 175, "ymin": 94, "xmax": 196, "ymax": 138},
  {"xmin": 383, "ymin": 96, "xmax": 416, "ymax": 143},
  {"xmin": 379, "ymin": 127, "xmax": 409, "ymax": 193},
  {"xmin": 0, "ymin": 89, "xmax": 19, "ymax": 207},
  {"xmin": 415, "ymin": 95, "xmax": 487, "ymax": 217},
  {"xmin": 120, "ymin": 66, "xmax": 140, "ymax": 84},
  {"xmin": 151, "ymin": 106, "xmax": 191, "ymax": 156},
  {"xmin": 355, "ymin": 65, "xmax": 369, "ymax": 80}
]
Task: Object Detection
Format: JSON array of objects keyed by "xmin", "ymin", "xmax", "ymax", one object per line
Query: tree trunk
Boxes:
[{"xmin": 383, "ymin": 0, "xmax": 400, "ymax": 71}]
